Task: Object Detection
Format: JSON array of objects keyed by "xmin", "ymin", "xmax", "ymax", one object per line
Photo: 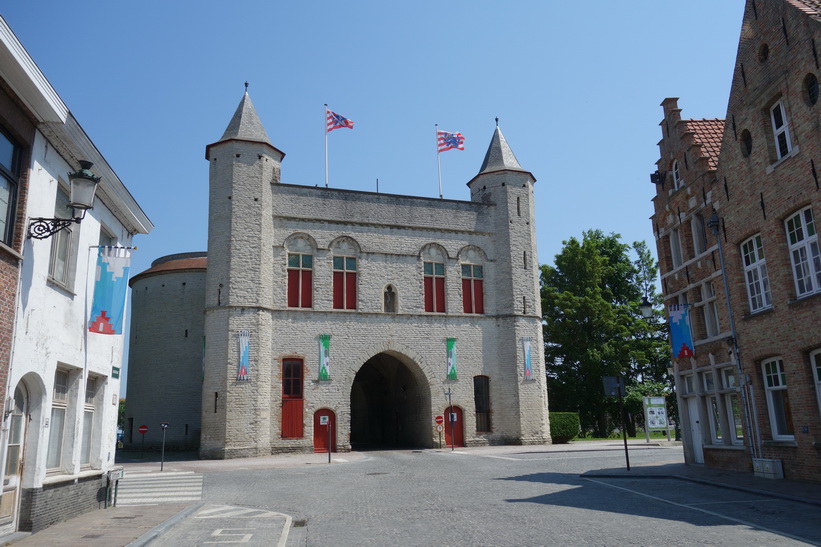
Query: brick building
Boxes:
[
  {"xmin": 0, "ymin": 16, "xmax": 152, "ymax": 533},
  {"xmin": 652, "ymin": 0, "xmax": 821, "ymax": 482},
  {"xmin": 125, "ymin": 93, "xmax": 551, "ymax": 456}
]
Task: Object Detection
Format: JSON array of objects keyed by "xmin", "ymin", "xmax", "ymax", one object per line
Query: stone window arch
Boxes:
[
  {"xmin": 458, "ymin": 246, "xmax": 487, "ymax": 314},
  {"xmin": 284, "ymin": 234, "xmax": 316, "ymax": 308},
  {"xmin": 421, "ymin": 244, "xmax": 448, "ymax": 313},
  {"xmin": 330, "ymin": 237, "xmax": 361, "ymax": 310}
]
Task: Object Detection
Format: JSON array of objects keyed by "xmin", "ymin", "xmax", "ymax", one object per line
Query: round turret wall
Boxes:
[{"xmin": 124, "ymin": 252, "xmax": 207, "ymax": 451}]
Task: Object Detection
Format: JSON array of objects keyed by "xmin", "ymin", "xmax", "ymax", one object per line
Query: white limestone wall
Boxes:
[{"xmin": 10, "ymin": 131, "xmax": 130, "ymax": 487}]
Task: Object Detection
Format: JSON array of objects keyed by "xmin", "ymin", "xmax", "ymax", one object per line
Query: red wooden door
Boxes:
[
  {"xmin": 282, "ymin": 359, "xmax": 304, "ymax": 438},
  {"xmin": 444, "ymin": 406, "xmax": 464, "ymax": 447},
  {"xmin": 313, "ymin": 409, "xmax": 336, "ymax": 453}
]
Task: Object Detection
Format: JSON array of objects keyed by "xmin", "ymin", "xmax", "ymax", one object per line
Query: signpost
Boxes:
[
  {"xmin": 602, "ymin": 376, "xmax": 630, "ymax": 471},
  {"xmin": 435, "ymin": 415, "xmax": 444, "ymax": 448},
  {"xmin": 138, "ymin": 424, "xmax": 148, "ymax": 459},
  {"xmin": 643, "ymin": 396, "xmax": 671, "ymax": 442},
  {"xmin": 160, "ymin": 423, "xmax": 169, "ymax": 471},
  {"xmin": 444, "ymin": 388, "xmax": 455, "ymax": 451}
]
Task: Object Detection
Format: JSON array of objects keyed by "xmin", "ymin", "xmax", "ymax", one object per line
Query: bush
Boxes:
[{"xmin": 550, "ymin": 412, "xmax": 580, "ymax": 444}]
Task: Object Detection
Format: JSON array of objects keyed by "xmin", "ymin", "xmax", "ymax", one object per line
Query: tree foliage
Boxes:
[{"xmin": 541, "ymin": 231, "xmax": 670, "ymax": 437}]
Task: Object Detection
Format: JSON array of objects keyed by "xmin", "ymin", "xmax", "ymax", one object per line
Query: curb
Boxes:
[
  {"xmin": 581, "ymin": 473, "xmax": 821, "ymax": 508},
  {"xmin": 126, "ymin": 502, "xmax": 204, "ymax": 547}
]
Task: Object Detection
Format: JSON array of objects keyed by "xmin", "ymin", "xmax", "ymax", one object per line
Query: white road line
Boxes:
[
  {"xmin": 688, "ymin": 498, "xmax": 781, "ymax": 506},
  {"xmin": 584, "ymin": 478, "xmax": 816, "ymax": 545}
]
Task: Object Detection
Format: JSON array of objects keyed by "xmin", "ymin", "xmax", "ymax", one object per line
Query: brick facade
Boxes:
[
  {"xmin": 17, "ymin": 476, "xmax": 107, "ymax": 533},
  {"xmin": 652, "ymin": 0, "xmax": 821, "ymax": 482}
]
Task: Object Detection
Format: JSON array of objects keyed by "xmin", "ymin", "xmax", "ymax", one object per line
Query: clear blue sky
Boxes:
[{"xmin": 3, "ymin": 1, "xmax": 746, "ymax": 394}]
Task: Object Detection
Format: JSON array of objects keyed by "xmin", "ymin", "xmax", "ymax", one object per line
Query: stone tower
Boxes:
[
  {"xmin": 468, "ymin": 124, "xmax": 548, "ymax": 442},
  {"xmin": 201, "ymin": 93, "xmax": 284, "ymax": 458}
]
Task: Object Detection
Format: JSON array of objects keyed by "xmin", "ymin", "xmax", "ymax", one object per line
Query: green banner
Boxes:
[
  {"xmin": 446, "ymin": 338, "xmax": 457, "ymax": 380},
  {"xmin": 319, "ymin": 334, "xmax": 331, "ymax": 380}
]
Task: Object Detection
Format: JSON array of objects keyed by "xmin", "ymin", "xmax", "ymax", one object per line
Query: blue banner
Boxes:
[
  {"xmin": 668, "ymin": 304, "xmax": 695, "ymax": 359},
  {"xmin": 88, "ymin": 247, "xmax": 131, "ymax": 335}
]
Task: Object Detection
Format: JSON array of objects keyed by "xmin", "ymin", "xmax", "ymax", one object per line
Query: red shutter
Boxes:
[
  {"xmin": 474, "ymin": 279, "xmax": 484, "ymax": 314},
  {"xmin": 287, "ymin": 270, "xmax": 299, "ymax": 307},
  {"xmin": 333, "ymin": 271, "xmax": 344, "ymax": 309},
  {"xmin": 302, "ymin": 270, "xmax": 312, "ymax": 308},
  {"xmin": 346, "ymin": 272, "xmax": 357, "ymax": 309},
  {"xmin": 462, "ymin": 278, "xmax": 472, "ymax": 313},
  {"xmin": 435, "ymin": 277, "xmax": 446, "ymax": 312},
  {"xmin": 424, "ymin": 277, "xmax": 433, "ymax": 312}
]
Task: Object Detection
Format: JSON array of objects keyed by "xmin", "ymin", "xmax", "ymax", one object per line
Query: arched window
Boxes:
[
  {"xmin": 461, "ymin": 265, "xmax": 484, "ymax": 314},
  {"xmin": 422, "ymin": 245, "xmax": 447, "ymax": 313},
  {"xmin": 331, "ymin": 238, "xmax": 359, "ymax": 310},
  {"xmin": 286, "ymin": 236, "xmax": 314, "ymax": 308}
]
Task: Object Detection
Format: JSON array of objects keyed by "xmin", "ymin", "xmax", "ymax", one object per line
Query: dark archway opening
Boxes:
[{"xmin": 350, "ymin": 353, "xmax": 431, "ymax": 450}]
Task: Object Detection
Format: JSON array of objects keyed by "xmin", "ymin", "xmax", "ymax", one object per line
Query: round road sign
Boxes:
[
  {"xmin": 138, "ymin": 424, "xmax": 148, "ymax": 434},
  {"xmin": 435, "ymin": 415, "xmax": 444, "ymax": 425},
  {"xmin": 436, "ymin": 424, "xmax": 444, "ymax": 433}
]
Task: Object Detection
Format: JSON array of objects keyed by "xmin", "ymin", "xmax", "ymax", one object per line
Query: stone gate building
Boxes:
[{"xmin": 126, "ymin": 93, "xmax": 551, "ymax": 457}]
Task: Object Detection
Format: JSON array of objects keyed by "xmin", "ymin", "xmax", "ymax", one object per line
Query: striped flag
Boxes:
[
  {"xmin": 437, "ymin": 130, "xmax": 465, "ymax": 152},
  {"xmin": 326, "ymin": 109, "xmax": 354, "ymax": 132}
]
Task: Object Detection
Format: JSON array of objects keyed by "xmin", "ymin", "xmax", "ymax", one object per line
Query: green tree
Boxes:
[
  {"xmin": 541, "ymin": 231, "xmax": 668, "ymax": 437},
  {"xmin": 118, "ymin": 398, "xmax": 126, "ymax": 429}
]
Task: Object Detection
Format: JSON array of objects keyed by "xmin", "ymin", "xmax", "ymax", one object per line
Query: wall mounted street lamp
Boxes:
[{"xmin": 27, "ymin": 160, "xmax": 100, "ymax": 240}]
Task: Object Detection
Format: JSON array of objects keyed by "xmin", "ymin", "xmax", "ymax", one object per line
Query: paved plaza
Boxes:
[{"xmin": 7, "ymin": 441, "xmax": 821, "ymax": 546}]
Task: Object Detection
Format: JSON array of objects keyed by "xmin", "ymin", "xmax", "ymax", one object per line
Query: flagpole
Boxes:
[
  {"xmin": 324, "ymin": 104, "xmax": 329, "ymax": 188},
  {"xmin": 435, "ymin": 124, "xmax": 443, "ymax": 199}
]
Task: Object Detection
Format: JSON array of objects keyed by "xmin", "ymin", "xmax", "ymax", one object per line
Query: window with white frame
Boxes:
[
  {"xmin": 721, "ymin": 367, "xmax": 744, "ymax": 443},
  {"xmin": 785, "ymin": 207, "xmax": 821, "ymax": 297},
  {"xmin": 762, "ymin": 358, "xmax": 794, "ymax": 440},
  {"xmin": 684, "ymin": 374, "xmax": 695, "ymax": 394},
  {"xmin": 670, "ymin": 228, "xmax": 683, "ymax": 268},
  {"xmin": 812, "ymin": 349, "xmax": 821, "ymax": 421},
  {"xmin": 46, "ymin": 369, "xmax": 70, "ymax": 470},
  {"xmin": 672, "ymin": 160, "xmax": 683, "ymax": 189},
  {"xmin": 741, "ymin": 234, "xmax": 772, "ymax": 312},
  {"xmin": 0, "ymin": 128, "xmax": 21, "ymax": 247},
  {"xmin": 701, "ymin": 282, "xmax": 720, "ymax": 338},
  {"xmin": 703, "ymin": 371, "xmax": 722, "ymax": 443},
  {"xmin": 81, "ymin": 376, "xmax": 97, "ymax": 465},
  {"xmin": 48, "ymin": 188, "xmax": 78, "ymax": 289},
  {"xmin": 691, "ymin": 214, "xmax": 708, "ymax": 256},
  {"xmin": 769, "ymin": 100, "xmax": 793, "ymax": 160}
]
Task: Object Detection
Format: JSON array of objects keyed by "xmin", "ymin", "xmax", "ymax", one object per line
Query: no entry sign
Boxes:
[
  {"xmin": 435, "ymin": 415, "xmax": 444, "ymax": 425},
  {"xmin": 138, "ymin": 424, "xmax": 148, "ymax": 434}
]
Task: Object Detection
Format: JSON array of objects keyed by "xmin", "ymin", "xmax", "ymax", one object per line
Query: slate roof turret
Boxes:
[{"xmin": 478, "ymin": 123, "xmax": 528, "ymax": 176}]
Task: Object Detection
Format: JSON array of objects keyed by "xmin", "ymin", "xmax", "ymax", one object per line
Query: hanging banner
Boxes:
[
  {"xmin": 319, "ymin": 334, "xmax": 331, "ymax": 380},
  {"xmin": 668, "ymin": 304, "xmax": 695, "ymax": 359},
  {"xmin": 446, "ymin": 338, "xmax": 457, "ymax": 380},
  {"xmin": 522, "ymin": 336, "xmax": 534, "ymax": 380},
  {"xmin": 88, "ymin": 246, "xmax": 132, "ymax": 335},
  {"xmin": 237, "ymin": 330, "xmax": 250, "ymax": 381}
]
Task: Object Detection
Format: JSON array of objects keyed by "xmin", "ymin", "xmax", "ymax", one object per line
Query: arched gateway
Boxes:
[{"xmin": 350, "ymin": 352, "xmax": 432, "ymax": 449}]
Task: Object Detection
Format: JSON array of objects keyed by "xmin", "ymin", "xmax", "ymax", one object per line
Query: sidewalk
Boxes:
[{"xmin": 2, "ymin": 443, "xmax": 819, "ymax": 546}]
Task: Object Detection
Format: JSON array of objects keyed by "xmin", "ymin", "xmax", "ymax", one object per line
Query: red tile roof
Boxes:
[
  {"xmin": 129, "ymin": 257, "xmax": 207, "ymax": 286},
  {"xmin": 787, "ymin": 0, "xmax": 821, "ymax": 17},
  {"xmin": 683, "ymin": 119, "xmax": 725, "ymax": 171}
]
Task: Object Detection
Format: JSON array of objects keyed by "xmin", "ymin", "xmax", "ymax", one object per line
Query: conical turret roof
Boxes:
[
  {"xmin": 220, "ymin": 92, "xmax": 271, "ymax": 144},
  {"xmin": 477, "ymin": 125, "xmax": 528, "ymax": 175}
]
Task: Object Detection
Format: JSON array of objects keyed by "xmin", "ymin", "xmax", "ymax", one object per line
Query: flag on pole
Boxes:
[
  {"xmin": 437, "ymin": 130, "xmax": 465, "ymax": 152},
  {"xmin": 88, "ymin": 246, "xmax": 132, "ymax": 335},
  {"xmin": 668, "ymin": 304, "xmax": 695, "ymax": 359},
  {"xmin": 237, "ymin": 330, "xmax": 250, "ymax": 381},
  {"xmin": 326, "ymin": 109, "xmax": 354, "ymax": 132}
]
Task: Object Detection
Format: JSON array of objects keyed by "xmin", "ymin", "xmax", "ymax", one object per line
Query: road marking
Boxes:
[
  {"xmin": 689, "ymin": 498, "xmax": 781, "ymax": 506},
  {"xmin": 585, "ymin": 478, "xmax": 815, "ymax": 545},
  {"xmin": 203, "ymin": 527, "xmax": 254, "ymax": 544},
  {"xmin": 192, "ymin": 505, "xmax": 293, "ymax": 547}
]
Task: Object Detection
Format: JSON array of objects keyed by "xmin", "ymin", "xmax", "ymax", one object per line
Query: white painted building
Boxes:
[{"xmin": 0, "ymin": 17, "xmax": 152, "ymax": 533}]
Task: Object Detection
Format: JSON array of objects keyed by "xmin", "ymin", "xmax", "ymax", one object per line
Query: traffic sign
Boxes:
[
  {"xmin": 435, "ymin": 415, "xmax": 444, "ymax": 425},
  {"xmin": 436, "ymin": 424, "xmax": 444, "ymax": 433},
  {"xmin": 138, "ymin": 424, "xmax": 148, "ymax": 434}
]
